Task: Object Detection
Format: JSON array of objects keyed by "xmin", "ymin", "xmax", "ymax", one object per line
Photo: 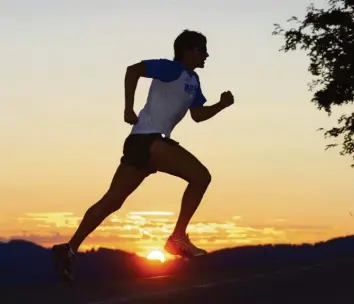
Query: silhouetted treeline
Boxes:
[{"xmin": 1, "ymin": 235, "xmax": 353, "ymax": 286}]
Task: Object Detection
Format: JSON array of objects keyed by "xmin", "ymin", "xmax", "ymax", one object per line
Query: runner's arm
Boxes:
[
  {"xmin": 188, "ymin": 81, "xmax": 226, "ymax": 122},
  {"xmin": 190, "ymin": 102, "xmax": 227, "ymax": 122},
  {"xmin": 124, "ymin": 59, "xmax": 182, "ymax": 111},
  {"xmin": 124, "ymin": 62, "xmax": 146, "ymax": 111}
]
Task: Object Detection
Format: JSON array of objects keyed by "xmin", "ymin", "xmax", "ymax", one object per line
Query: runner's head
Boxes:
[{"xmin": 173, "ymin": 30, "xmax": 209, "ymax": 69}]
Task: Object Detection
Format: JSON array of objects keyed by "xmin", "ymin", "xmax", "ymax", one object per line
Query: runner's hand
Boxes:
[
  {"xmin": 220, "ymin": 91, "xmax": 234, "ymax": 108},
  {"xmin": 124, "ymin": 109, "xmax": 138, "ymax": 125}
]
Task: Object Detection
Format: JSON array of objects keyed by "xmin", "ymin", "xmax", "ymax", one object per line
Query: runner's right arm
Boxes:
[{"xmin": 124, "ymin": 59, "xmax": 182, "ymax": 120}]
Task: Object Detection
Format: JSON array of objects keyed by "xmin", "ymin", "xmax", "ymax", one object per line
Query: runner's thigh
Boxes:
[
  {"xmin": 149, "ymin": 139, "xmax": 211, "ymax": 184},
  {"xmin": 108, "ymin": 163, "xmax": 150, "ymax": 197}
]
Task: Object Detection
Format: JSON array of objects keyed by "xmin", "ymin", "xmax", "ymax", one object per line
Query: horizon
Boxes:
[
  {"xmin": 1, "ymin": 0, "xmax": 354, "ymax": 260},
  {"xmin": 2, "ymin": 232, "xmax": 354, "ymax": 265},
  {"xmin": 1, "ymin": 210, "xmax": 352, "ymax": 259},
  {"xmin": 3, "ymin": 230, "xmax": 354, "ymax": 254}
]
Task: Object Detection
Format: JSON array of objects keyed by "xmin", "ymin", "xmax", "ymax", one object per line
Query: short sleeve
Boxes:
[
  {"xmin": 190, "ymin": 74, "xmax": 207, "ymax": 108},
  {"xmin": 142, "ymin": 59, "xmax": 183, "ymax": 82}
]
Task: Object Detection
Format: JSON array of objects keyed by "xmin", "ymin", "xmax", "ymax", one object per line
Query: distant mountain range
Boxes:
[{"xmin": 1, "ymin": 235, "xmax": 353, "ymax": 286}]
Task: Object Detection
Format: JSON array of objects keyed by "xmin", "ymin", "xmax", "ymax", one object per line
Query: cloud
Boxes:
[
  {"xmin": 272, "ymin": 218, "xmax": 288, "ymax": 223},
  {"xmin": 251, "ymin": 223, "xmax": 332, "ymax": 231},
  {"xmin": 5, "ymin": 232, "xmax": 147, "ymax": 248},
  {"xmin": 20, "ymin": 212, "xmax": 81, "ymax": 228},
  {"xmin": 128, "ymin": 211, "xmax": 174, "ymax": 216},
  {"xmin": 5, "ymin": 232, "xmax": 70, "ymax": 246},
  {"xmin": 232, "ymin": 215, "xmax": 243, "ymax": 221},
  {"xmin": 5, "ymin": 211, "xmax": 337, "ymax": 253}
]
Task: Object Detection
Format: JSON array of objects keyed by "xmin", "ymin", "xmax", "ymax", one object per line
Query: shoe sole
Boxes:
[{"xmin": 164, "ymin": 243, "xmax": 208, "ymax": 260}]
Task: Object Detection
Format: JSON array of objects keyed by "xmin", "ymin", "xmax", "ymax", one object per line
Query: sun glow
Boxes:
[{"xmin": 146, "ymin": 250, "xmax": 166, "ymax": 263}]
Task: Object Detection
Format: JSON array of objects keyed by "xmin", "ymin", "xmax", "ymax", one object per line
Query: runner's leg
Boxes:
[
  {"xmin": 149, "ymin": 139, "xmax": 211, "ymax": 257},
  {"xmin": 69, "ymin": 163, "xmax": 149, "ymax": 252}
]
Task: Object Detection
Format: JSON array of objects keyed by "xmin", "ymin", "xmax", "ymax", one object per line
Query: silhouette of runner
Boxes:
[{"xmin": 52, "ymin": 29, "xmax": 234, "ymax": 282}]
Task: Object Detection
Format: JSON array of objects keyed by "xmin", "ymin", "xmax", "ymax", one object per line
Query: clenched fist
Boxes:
[
  {"xmin": 220, "ymin": 91, "xmax": 234, "ymax": 108},
  {"xmin": 124, "ymin": 109, "xmax": 138, "ymax": 125}
]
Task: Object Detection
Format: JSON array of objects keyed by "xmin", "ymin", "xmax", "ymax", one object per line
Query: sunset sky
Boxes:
[{"xmin": 1, "ymin": 0, "xmax": 353, "ymax": 258}]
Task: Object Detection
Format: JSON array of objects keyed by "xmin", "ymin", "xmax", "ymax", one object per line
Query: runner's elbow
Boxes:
[{"xmin": 190, "ymin": 108, "xmax": 203, "ymax": 122}]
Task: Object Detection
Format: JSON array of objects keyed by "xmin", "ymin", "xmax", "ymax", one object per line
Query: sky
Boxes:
[{"xmin": 1, "ymin": 0, "xmax": 353, "ymax": 258}]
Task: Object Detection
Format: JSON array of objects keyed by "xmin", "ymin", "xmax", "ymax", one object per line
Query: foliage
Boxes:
[{"xmin": 273, "ymin": 0, "xmax": 354, "ymax": 166}]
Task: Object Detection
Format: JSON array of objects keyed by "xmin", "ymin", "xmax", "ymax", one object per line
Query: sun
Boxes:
[{"xmin": 146, "ymin": 250, "xmax": 166, "ymax": 263}]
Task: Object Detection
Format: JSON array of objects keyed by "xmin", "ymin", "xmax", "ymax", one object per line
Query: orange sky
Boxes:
[
  {"xmin": 1, "ymin": 0, "xmax": 354, "ymax": 258},
  {"xmin": 0, "ymin": 210, "xmax": 346, "ymax": 258}
]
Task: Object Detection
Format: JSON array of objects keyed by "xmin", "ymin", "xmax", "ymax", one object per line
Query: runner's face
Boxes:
[{"xmin": 192, "ymin": 45, "xmax": 209, "ymax": 68}]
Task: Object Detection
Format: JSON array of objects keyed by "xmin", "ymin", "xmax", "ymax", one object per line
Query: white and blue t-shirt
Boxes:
[{"xmin": 131, "ymin": 59, "xmax": 207, "ymax": 138}]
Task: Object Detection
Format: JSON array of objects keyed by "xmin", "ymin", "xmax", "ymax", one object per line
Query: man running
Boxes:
[{"xmin": 52, "ymin": 29, "xmax": 234, "ymax": 282}]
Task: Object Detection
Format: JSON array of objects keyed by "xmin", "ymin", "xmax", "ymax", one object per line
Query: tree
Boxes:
[{"xmin": 273, "ymin": 0, "xmax": 354, "ymax": 167}]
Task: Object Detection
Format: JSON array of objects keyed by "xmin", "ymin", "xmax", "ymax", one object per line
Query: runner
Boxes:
[{"xmin": 52, "ymin": 29, "xmax": 234, "ymax": 282}]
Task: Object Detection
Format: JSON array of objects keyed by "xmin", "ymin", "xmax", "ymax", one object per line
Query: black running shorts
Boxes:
[{"xmin": 120, "ymin": 133, "xmax": 179, "ymax": 173}]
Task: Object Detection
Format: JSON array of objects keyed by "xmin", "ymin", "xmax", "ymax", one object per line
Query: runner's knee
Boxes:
[{"xmin": 190, "ymin": 166, "xmax": 211, "ymax": 187}]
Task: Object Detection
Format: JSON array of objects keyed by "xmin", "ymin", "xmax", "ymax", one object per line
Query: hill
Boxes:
[{"xmin": 1, "ymin": 235, "xmax": 353, "ymax": 286}]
